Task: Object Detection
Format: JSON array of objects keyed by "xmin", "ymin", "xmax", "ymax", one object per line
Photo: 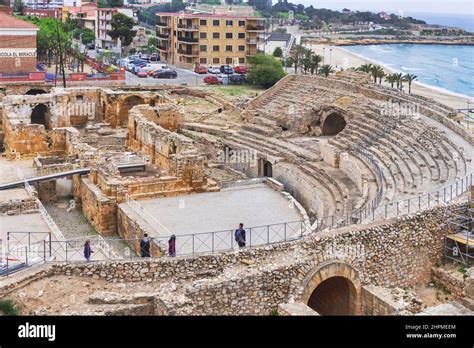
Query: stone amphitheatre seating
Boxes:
[{"xmin": 181, "ymin": 74, "xmax": 473, "ymax": 229}]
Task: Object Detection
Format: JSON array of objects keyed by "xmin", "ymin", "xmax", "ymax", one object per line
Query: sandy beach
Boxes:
[{"xmin": 307, "ymin": 44, "xmax": 474, "ymax": 110}]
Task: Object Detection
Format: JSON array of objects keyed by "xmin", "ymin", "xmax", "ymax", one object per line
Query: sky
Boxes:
[{"xmin": 285, "ymin": 0, "xmax": 474, "ymax": 16}]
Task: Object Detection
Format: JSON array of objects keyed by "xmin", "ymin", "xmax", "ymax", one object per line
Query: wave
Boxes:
[{"xmin": 401, "ymin": 66, "xmax": 425, "ymax": 71}]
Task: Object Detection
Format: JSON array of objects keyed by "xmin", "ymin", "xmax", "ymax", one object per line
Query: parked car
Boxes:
[
  {"xmin": 220, "ymin": 65, "xmax": 234, "ymax": 74},
  {"xmin": 194, "ymin": 65, "xmax": 208, "ymax": 74},
  {"xmin": 230, "ymin": 74, "xmax": 246, "ymax": 85},
  {"xmin": 204, "ymin": 75, "xmax": 221, "ymax": 84},
  {"xmin": 136, "ymin": 68, "xmax": 149, "ymax": 78},
  {"xmin": 234, "ymin": 66, "xmax": 247, "ymax": 74},
  {"xmin": 140, "ymin": 53, "xmax": 150, "ymax": 61},
  {"xmin": 150, "ymin": 53, "xmax": 159, "ymax": 61},
  {"xmin": 216, "ymin": 74, "xmax": 230, "ymax": 85},
  {"xmin": 208, "ymin": 66, "xmax": 221, "ymax": 74},
  {"xmin": 153, "ymin": 70, "xmax": 177, "ymax": 79}
]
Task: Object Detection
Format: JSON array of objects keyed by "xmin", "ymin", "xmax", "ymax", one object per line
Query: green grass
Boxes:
[
  {"xmin": 201, "ymin": 84, "xmax": 265, "ymax": 97},
  {"xmin": 270, "ymin": 308, "xmax": 279, "ymax": 316},
  {"xmin": 0, "ymin": 299, "xmax": 19, "ymax": 316}
]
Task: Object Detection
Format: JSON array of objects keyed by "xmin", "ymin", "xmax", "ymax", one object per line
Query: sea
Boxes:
[{"xmin": 343, "ymin": 44, "xmax": 474, "ymax": 98}]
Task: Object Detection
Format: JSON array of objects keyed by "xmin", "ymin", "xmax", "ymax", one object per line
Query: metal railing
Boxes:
[{"xmin": 125, "ymin": 196, "xmax": 171, "ymax": 237}]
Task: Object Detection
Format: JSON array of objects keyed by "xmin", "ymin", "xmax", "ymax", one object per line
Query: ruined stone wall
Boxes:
[
  {"xmin": 39, "ymin": 201, "xmax": 465, "ymax": 315},
  {"xmin": 0, "ymin": 196, "xmax": 38, "ymax": 215},
  {"xmin": 76, "ymin": 177, "xmax": 117, "ymax": 236}
]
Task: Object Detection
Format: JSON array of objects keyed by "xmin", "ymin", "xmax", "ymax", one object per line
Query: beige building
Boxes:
[{"xmin": 156, "ymin": 12, "xmax": 265, "ymax": 68}]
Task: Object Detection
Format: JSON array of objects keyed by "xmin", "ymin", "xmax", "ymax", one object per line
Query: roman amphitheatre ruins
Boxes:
[{"xmin": 0, "ymin": 72, "xmax": 473, "ymax": 316}]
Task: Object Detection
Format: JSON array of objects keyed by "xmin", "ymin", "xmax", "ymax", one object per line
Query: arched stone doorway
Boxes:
[
  {"xmin": 31, "ymin": 104, "xmax": 51, "ymax": 130},
  {"xmin": 26, "ymin": 89, "xmax": 47, "ymax": 95},
  {"xmin": 119, "ymin": 96, "xmax": 145, "ymax": 127},
  {"xmin": 307, "ymin": 276, "xmax": 357, "ymax": 315},
  {"xmin": 301, "ymin": 261, "xmax": 361, "ymax": 315},
  {"xmin": 321, "ymin": 113, "xmax": 346, "ymax": 136}
]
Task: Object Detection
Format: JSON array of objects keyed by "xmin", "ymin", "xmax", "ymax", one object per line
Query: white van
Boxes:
[{"xmin": 143, "ymin": 63, "xmax": 169, "ymax": 73}]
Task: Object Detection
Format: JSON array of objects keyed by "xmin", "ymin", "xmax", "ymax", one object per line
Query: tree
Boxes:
[
  {"xmin": 320, "ymin": 64, "xmax": 335, "ymax": 77},
  {"xmin": 273, "ymin": 47, "xmax": 283, "ymax": 58},
  {"xmin": 81, "ymin": 28, "xmax": 95, "ymax": 45},
  {"xmin": 394, "ymin": 73, "xmax": 403, "ymax": 90},
  {"xmin": 403, "ymin": 73, "xmax": 417, "ymax": 94},
  {"xmin": 12, "ymin": 0, "xmax": 24, "ymax": 14},
  {"xmin": 148, "ymin": 37, "xmax": 159, "ymax": 47},
  {"xmin": 385, "ymin": 73, "xmax": 398, "ymax": 88},
  {"xmin": 370, "ymin": 65, "xmax": 384, "ymax": 83},
  {"xmin": 356, "ymin": 63, "xmax": 373, "ymax": 73},
  {"xmin": 98, "ymin": 0, "xmax": 123, "ymax": 8},
  {"xmin": 290, "ymin": 44, "xmax": 306, "ymax": 74},
  {"xmin": 107, "ymin": 13, "xmax": 137, "ymax": 47},
  {"xmin": 247, "ymin": 53, "xmax": 286, "ymax": 88}
]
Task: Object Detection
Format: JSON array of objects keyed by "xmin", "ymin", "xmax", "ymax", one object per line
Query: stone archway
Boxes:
[
  {"xmin": 321, "ymin": 112, "xmax": 346, "ymax": 136},
  {"xmin": 31, "ymin": 104, "xmax": 51, "ymax": 130},
  {"xmin": 301, "ymin": 261, "xmax": 361, "ymax": 315},
  {"xmin": 26, "ymin": 89, "xmax": 47, "ymax": 95},
  {"xmin": 119, "ymin": 95, "xmax": 145, "ymax": 127}
]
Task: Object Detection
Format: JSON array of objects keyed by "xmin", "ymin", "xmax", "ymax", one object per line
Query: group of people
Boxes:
[{"xmin": 83, "ymin": 223, "xmax": 247, "ymax": 261}]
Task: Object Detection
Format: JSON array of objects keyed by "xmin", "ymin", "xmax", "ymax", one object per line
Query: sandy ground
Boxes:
[{"xmin": 307, "ymin": 44, "xmax": 474, "ymax": 110}]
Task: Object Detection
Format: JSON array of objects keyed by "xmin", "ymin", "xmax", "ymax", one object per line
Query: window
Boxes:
[
  {"xmin": 212, "ymin": 32, "xmax": 220, "ymax": 39},
  {"xmin": 225, "ymin": 45, "xmax": 232, "ymax": 52},
  {"xmin": 200, "ymin": 32, "xmax": 207, "ymax": 39},
  {"xmin": 200, "ymin": 19, "xmax": 207, "ymax": 26},
  {"xmin": 200, "ymin": 45, "xmax": 207, "ymax": 52},
  {"xmin": 226, "ymin": 58, "xmax": 233, "ymax": 64},
  {"xmin": 213, "ymin": 19, "xmax": 220, "ymax": 26},
  {"xmin": 213, "ymin": 58, "xmax": 220, "ymax": 64},
  {"xmin": 213, "ymin": 45, "xmax": 220, "ymax": 52},
  {"xmin": 238, "ymin": 32, "xmax": 245, "ymax": 39},
  {"xmin": 76, "ymin": 95, "xmax": 84, "ymax": 102},
  {"xmin": 239, "ymin": 57, "xmax": 245, "ymax": 64},
  {"xmin": 238, "ymin": 45, "xmax": 245, "ymax": 51},
  {"xmin": 225, "ymin": 33, "xmax": 233, "ymax": 39},
  {"xmin": 238, "ymin": 20, "xmax": 245, "ymax": 27},
  {"xmin": 226, "ymin": 20, "xmax": 233, "ymax": 26},
  {"xmin": 200, "ymin": 58, "xmax": 207, "ymax": 64}
]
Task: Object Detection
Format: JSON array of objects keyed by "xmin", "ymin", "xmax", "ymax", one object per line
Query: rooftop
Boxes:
[
  {"xmin": 156, "ymin": 12, "xmax": 264, "ymax": 20},
  {"xmin": 0, "ymin": 12, "xmax": 38, "ymax": 29}
]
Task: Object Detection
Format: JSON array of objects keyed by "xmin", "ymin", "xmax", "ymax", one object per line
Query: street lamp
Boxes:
[
  {"xmin": 329, "ymin": 47, "xmax": 333, "ymax": 65},
  {"xmin": 322, "ymin": 47, "xmax": 326, "ymax": 64}
]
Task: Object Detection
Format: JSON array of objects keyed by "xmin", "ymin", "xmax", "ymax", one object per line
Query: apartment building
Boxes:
[
  {"xmin": 156, "ymin": 12, "xmax": 265, "ymax": 68},
  {"xmin": 96, "ymin": 8, "xmax": 138, "ymax": 50}
]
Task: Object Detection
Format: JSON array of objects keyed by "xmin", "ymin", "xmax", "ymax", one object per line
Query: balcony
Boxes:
[
  {"xmin": 246, "ymin": 25, "xmax": 265, "ymax": 31},
  {"xmin": 177, "ymin": 24, "xmax": 199, "ymax": 31},
  {"xmin": 177, "ymin": 36, "xmax": 199, "ymax": 43},
  {"xmin": 246, "ymin": 49, "xmax": 264, "ymax": 56},
  {"xmin": 246, "ymin": 38, "xmax": 262, "ymax": 44},
  {"xmin": 157, "ymin": 45, "xmax": 169, "ymax": 52},
  {"xmin": 177, "ymin": 49, "xmax": 198, "ymax": 56},
  {"xmin": 157, "ymin": 33, "xmax": 169, "ymax": 39},
  {"xmin": 157, "ymin": 21, "xmax": 170, "ymax": 27}
]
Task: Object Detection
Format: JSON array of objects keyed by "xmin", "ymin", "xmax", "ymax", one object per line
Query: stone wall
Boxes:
[
  {"xmin": 0, "ymin": 195, "xmax": 38, "ymax": 215},
  {"xmin": 431, "ymin": 266, "xmax": 467, "ymax": 299},
  {"xmin": 15, "ymin": 200, "xmax": 462, "ymax": 315}
]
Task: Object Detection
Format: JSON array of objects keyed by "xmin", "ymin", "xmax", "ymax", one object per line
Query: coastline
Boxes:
[{"xmin": 307, "ymin": 43, "xmax": 474, "ymax": 110}]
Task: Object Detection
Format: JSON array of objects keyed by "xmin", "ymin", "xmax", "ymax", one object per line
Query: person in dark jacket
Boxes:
[
  {"xmin": 235, "ymin": 223, "xmax": 246, "ymax": 248},
  {"xmin": 168, "ymin": 235, "xmax": 176, "ymax": 257},
  {"xmin": 140, "ymin": 233, "xmax": 151, "ymax": 257},
  {"xmin": 84, "ymin": 240, "xmax": 93, "ymax": 261}
]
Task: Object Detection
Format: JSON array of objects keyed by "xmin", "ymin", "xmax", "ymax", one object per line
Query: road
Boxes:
[{"xmin": 126, "ymin": 66, "xmax": 206, "ymax": 86}]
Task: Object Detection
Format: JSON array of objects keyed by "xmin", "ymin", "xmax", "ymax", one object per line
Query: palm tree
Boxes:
[
  {"xmin": 377, "ymin": 69, "xmax": 386, "ymax": 84},
  {"xmin": 394, "ymin": 73, "xmax": 403, "ymax": 90},
  {"xmin": 403, "ymin": 73, "xmax": 418, "ymax": 94},
  {"xmin": 310, "ymin": 54, "xmax": 323, "ymax": 75},
  {"xmin": 320, "ymin": 64, "xmax": 335, "ymax": 77},
  {"xmin": 356, "ymin": 63, "xmax": 373, "ymax": 73},
  {"xmin": 385, "ymin": 73, "xmax": 398, "ymax": 88},
  {"xmin": 370, "ymin": 65, "xmax": 384, "ymax": 84}
]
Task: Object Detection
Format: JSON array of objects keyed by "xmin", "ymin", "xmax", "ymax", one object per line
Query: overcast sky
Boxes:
[{"xmin": 286, "ymin": 0, "xmax": 474, "ymax": 15}]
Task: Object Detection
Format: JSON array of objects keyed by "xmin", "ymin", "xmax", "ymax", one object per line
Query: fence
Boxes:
[{"xmin": 125, "ymin": 196, "xmax": 171, "ymax": 237}]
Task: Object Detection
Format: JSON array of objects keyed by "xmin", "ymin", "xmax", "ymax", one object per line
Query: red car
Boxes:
[
  {"xmin": 194, "ymin": 65, "xmax": 208, "ymax": 74},
  {"xmin": 204, "ymin": 75, "xmax": 221, "ymax": 84},
  {"xmin": 136, "ymin": 69, "xmax": 148, "ymax": 78},
  {"xmin": 234, "ymin": 66, "xmax": 247, "ymax": 74}
]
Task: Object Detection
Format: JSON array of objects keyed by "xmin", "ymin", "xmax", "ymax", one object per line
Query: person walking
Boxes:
[
  {"xmin": 235, "ymin": 223, "xmax": 246, "ymax": 248},
  {"xmin": 84, "ymin": 240, "xmax": 93, "ymax": 261},
  {"xmin": 140, "ymin": 233, "xmax": 151, "ymax": 257},
  {"xmin": 168, "ymin": 235, "xmax": 176, "ymax": 257}
]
